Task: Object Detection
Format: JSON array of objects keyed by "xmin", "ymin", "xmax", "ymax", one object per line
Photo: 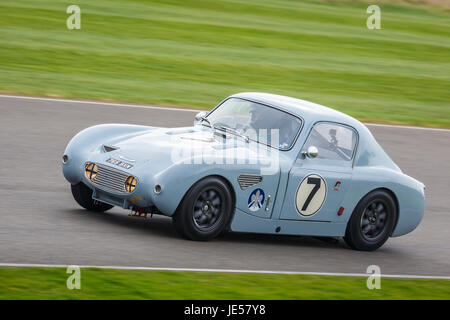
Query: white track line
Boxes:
[
  {"xmin": 0, "ymin": 263, "xmax": 449, "ymax": 280},
  {"xmin": 0, "ymin": 94, "xmax": 200, "ymax": 113},
  {"xmin": 363, "ymin": 123, "xmax": 450, "ymax": 133},
  {"xmin": 1, "ymin": 94, "xmax": 449, "ymax": 132}
]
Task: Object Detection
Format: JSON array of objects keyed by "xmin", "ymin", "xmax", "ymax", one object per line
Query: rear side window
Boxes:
[{"xmin": 304, "ymin": 122, "xmax": 357, "ymax": 161}]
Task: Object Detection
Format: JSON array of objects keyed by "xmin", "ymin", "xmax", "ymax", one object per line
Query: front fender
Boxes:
[
  {"xmin": 147, "ymin": 151, "xmax": 278, "ymax": 215},
  {"xmin": 146, "ymin": 163, "xmax": 238, "ymax": 216}
]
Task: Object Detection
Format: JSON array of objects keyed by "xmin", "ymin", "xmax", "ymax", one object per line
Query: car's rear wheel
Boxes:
[
  {"xmin": 71, "ymin": 182, "xmax": 113, "ymax": 212},
  {"xmin": 344, "ymin": 190, "xmax": 397, "ymax": 251},
  {"xmin": 173, "ymin": 176, "xmax": 233, "ymax": 241}
]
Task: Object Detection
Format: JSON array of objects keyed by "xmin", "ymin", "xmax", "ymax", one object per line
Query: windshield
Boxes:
[{"xmin": 205, "ymin": 98, "xmax": 302, "ymax": 150}]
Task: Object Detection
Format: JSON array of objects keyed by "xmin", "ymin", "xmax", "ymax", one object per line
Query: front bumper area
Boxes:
[
  {"xmin": 85, "ymin": 162, "xmax": 137, "ymax": 195},
  {"xmin": 91, "ymin": 188, "xmax": 144, "ymax": 209},
  {"xmin": 63, "ymin": 157, "xmax": 152, "ymax": 210},
  {"xmin": 88, "ymin": 179, "xmax": 152, "ymax": 210},
  {"xmin": 84, "ymin": 164, "xmax": 149, "ymax": 210}
]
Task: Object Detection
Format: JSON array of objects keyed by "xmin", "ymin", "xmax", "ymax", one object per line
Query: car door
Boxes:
[{"xmin": 280, "ymin": 122, "xmax": 358, "ymax": 222}]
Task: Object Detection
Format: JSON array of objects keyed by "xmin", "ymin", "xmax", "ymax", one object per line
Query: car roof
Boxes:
[
  {"xmin": 228, "ymin": 92, "xmax": 400, "ymax": 171},
  {"xmin": 230, "ymin": 92, "xmax": 363, "ymax": 130}
]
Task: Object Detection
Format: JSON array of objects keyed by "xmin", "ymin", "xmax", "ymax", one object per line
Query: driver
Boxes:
[
  {"xmin": 248, "ymin": 103, "xmax": 270, "ymax": 131},
  {"xmin": 247, "ymin": 104, "xmax": 292, "ymax": 148}
]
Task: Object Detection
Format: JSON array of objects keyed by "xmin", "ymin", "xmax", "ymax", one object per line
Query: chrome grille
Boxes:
[
  {"xmin": 237, "ymin": 174, "xmax": 263, "ymax": 190},
  {"xmin": 91, "ymin": 164, "xmax": 129, "ymax": 194}
]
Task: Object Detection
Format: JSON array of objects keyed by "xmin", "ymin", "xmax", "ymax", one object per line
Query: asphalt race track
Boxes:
[{"xmin": 0, "ymin": 95, "xmax": 449, "ymax": 277}]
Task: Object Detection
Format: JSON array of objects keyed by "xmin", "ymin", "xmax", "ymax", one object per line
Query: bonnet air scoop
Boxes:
[{"xmin": 102, "ymin": 145, "xmax": 119, "ymax": 153}]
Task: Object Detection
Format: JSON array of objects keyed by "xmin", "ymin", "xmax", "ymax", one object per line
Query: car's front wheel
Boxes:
[
  {"xmin": 344, "ymin": 190, "xmax": 397, "ymax": 251},
  {"xmin": 173, "ymin": 176, "xmax": 233, "ymax": 241},
  {"xmin": 71, "ymin": 182, "xmax": 113, "ymax": 212}
]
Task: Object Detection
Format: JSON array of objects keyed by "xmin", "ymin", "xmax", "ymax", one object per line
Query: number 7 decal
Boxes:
[
  {"xmin": 296, "ymin": 174, "xmax": 327, "ymax": 216},
  {"xmin": 301, "ymin": 177, "xmax": 321, "ymax": 211}
]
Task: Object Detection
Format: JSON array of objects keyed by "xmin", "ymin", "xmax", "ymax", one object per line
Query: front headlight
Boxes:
[
  {"xmin": 125, "ymin": 176, "xmax": 138, "ymax": 193},
  {"xmin": 85, "ymin": 163, "xmax": 98, "ymax": 181}
]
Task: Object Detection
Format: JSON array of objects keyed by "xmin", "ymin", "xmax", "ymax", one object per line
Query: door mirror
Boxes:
[
  {"xmin": 302, "ymin": 146, "xmax": 319, "ymax": 158},
  {"xmin": 194, "ymin": 111, "xmax": 207, "ymax": 125}
]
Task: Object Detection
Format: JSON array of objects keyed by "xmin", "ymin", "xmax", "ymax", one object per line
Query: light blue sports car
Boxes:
[{"xmin": 62, "ymin": 92, "xmax": 425, "ymax": 251}]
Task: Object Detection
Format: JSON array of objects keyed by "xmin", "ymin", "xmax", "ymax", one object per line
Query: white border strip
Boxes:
[
  {"xmin": 0, "ymin": 263, "xmax": 449, "ymax": 280},
  {"xmin": 364, "ymin": 123, "xmax": 450, "ymax": 133},
  {"xmin": 0, "ymin": 94, "xmax": 200, "ymax": 113},
  {"xmin": 1, "ymin": 94, "xmax": 449, "ymax": 132}
]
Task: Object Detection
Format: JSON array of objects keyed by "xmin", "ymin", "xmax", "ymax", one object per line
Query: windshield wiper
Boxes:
[
  {"xmin": 199, "ymin": 116, "xmax": 212, "ymax": 128},
  {"xmin": 214, "ymin": 125, "xmax": 249, "ymax": 142}
]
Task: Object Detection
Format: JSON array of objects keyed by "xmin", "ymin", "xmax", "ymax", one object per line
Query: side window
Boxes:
[{"xmin": 304, "ymin": 123, "xmax": 357, "ymax": 161}]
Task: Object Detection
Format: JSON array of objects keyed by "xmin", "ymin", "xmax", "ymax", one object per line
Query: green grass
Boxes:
[
  {"xmin": 0, "ymin": 0, "xmax": 449, "ymax": 127},
  {"xmin": 0, "ymin": 267, "xmax": 449, "ymax": 299}
]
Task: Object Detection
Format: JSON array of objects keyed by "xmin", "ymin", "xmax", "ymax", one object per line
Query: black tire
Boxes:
[
  {"xmin": 344, "ymin": 190, "xmax": 397, "ymax": 251},
  {"xmin": 71, "ymin": 182, "xmax": 114, "ymax": 212},
  {"xmin": 173, "ymin": 176, "xmax": 233, "ymax": 241}
]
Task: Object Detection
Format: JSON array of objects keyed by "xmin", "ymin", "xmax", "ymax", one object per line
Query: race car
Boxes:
[{"xmin": 62, "ymin": 92, "xmax": 425, "ymax": 251}]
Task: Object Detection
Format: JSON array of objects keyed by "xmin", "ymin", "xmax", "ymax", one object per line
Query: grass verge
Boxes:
[
  {"xmin": 1, "ymin": 0, "xmax": 449, "ymax": 127},
  {"xmin": 0, "ymin": 267, "xmax": 449, "ymax": 299}
]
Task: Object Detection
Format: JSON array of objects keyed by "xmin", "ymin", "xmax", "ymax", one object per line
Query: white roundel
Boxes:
[{"xmin": 295, "ymin": 174, "xmax": 327, "ymax": 216}]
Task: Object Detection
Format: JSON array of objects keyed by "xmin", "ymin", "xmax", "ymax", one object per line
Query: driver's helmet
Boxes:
[{"xmin": 248, "ymin": 103, "xmax": 269, "ymax": 130}]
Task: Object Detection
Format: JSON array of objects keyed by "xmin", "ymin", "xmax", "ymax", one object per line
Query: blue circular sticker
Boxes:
[{"xmin": 248, "ymin": 188, "xmax": 265, "ymax": 212}]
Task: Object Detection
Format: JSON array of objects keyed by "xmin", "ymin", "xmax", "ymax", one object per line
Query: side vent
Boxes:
[
  {"xmin": 102, "ymin": 145, "xmax": 119, "ymax": 153},
  {"xmin": 237, "ymin": 174, "xmax": 263, "ymax": 190}
]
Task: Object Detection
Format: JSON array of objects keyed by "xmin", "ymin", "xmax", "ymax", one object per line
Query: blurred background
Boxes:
[{"xmin": 1, "ymin": 0, "xmax": 449, "ymax": 127}]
